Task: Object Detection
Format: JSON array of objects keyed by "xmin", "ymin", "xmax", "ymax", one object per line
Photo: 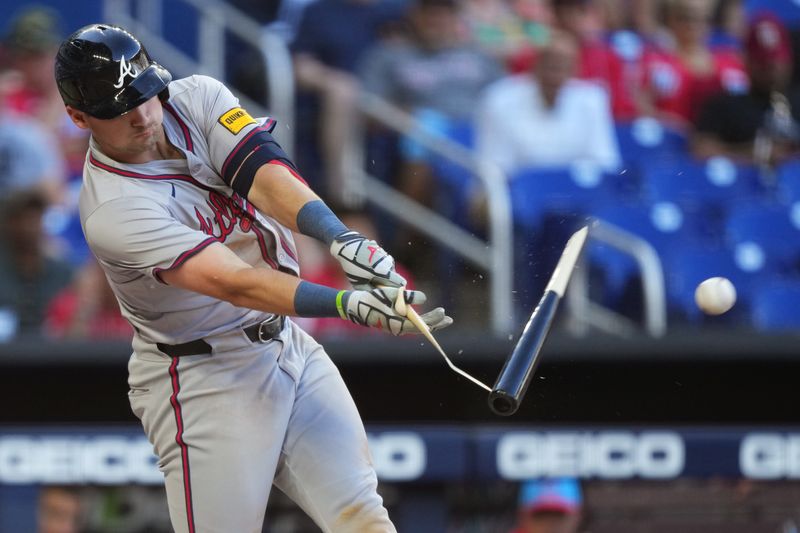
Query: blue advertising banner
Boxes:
[{"xmin": 1, "ymin": 426, "xmax": 799, "ymax": 484}]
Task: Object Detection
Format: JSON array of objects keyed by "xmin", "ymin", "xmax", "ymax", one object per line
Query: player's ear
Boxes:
[{"xmin": 65, "ymin": 106, "xmax": 90, "ymax": 130}]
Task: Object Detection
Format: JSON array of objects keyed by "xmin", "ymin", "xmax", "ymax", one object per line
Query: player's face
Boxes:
[
  {"xmin": 668, "ymin": 0, "xmax": 711, "ymax": 46},
  {"xmin": 411, "ymin": 5, "xmax": 460, "ymax": 49},
  {"xmin": 536, "ymin": 33, "xmax": 578, "ymax": 103},
  {"xmin": 66, "ymin": 96, "xmax": 166, "ymax": 164}
]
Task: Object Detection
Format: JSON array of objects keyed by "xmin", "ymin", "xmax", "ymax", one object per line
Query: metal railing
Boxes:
[
  {"xmin": 102, "ymin": 0, "xmax": 296, "ymax": 156},
  {"xmin": 567, "ymin": 220, "xmax": 667, "ymax": 337},
  {"xmin": 354, "ymin": 94, "xmax": 515, "ymax": 333}
]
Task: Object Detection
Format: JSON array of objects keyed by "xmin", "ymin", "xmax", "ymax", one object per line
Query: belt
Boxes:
[{"xmin": 156, "ymin": 315, "xmax": 285, "ymax": 357}]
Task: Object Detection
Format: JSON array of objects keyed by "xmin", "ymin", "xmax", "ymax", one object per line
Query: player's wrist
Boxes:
[
  {"xmin": 335, "ymin": 289, "xmax": 348, "ymax": 320},
  {"xmin": 296, "ymin": 200, "xmax": 349, "ymax": 246},
  {"xmin": 293, "ymin": 280, "xmax": 349, "ymax": 318}
]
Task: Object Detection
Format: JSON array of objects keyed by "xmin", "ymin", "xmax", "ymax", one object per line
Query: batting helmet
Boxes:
[{"xmin": 55, "ymin": 24, "xmax": 172, "ymax": 119}]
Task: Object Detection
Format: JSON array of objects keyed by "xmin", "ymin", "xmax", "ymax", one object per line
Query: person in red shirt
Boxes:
[
  {"xmin": 508, "ymin": 0, "xmax": 641, "ymax": 119},
  {"xmin": 3, "ymin": 7, "xmax": 65, "ymax": 128},
  {"xmin": 642, "ymin": 0, "xmax": 748, "ymax": 127},
  {"xmin": 46, "ymin": 260, "xmax": 133, "ymax": 340},
  {"xmin": 3, "ymin": 7, "xmax": 89, "ymax": 183},
  {"xmin": 509, "ymin": 478, "xmax": 583, "ymax": 533},
  {"xmin": 693, "ymin": 14, "xmax": 800, "ymax": 166}
]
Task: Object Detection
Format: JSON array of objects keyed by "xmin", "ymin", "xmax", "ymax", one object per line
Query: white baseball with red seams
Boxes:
[{"xmin": 695, "ymin": 277, "xmax": 737, "ymax": 315}]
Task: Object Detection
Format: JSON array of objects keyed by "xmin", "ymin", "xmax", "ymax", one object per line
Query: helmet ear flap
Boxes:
[{"xmin": 158, "ymin": 86, "xmax": 170, "ymax": 103}]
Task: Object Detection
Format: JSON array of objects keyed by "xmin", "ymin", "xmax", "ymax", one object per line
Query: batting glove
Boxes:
[
  {"xmin": 343, "ymin": 287, "xmax": 453, "ymax": 336},
  {"xmin": 330, "ymin": 231, "xmax": 407, "ymax": 290}
]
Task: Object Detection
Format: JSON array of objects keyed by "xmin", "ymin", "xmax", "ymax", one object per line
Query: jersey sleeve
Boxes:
[
  {"xmin": 196, "ymin": 76, "xmax": 306, "ymax": 197},
  {"xmin": 84, "ymin": 197, "xmax": 217, "ymax": 282}
]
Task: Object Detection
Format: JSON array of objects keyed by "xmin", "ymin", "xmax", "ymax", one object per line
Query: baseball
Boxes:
[{"xmin": 695, "ymin": 277, "xmax": 737, "ymax": 315}]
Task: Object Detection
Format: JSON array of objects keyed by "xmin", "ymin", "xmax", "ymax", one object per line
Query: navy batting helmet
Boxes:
[{"xmin": 55, "ymin": 24, "xmax": 172, "ymax": 119}]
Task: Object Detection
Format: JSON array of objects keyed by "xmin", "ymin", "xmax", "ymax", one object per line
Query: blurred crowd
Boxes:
[
  {"xmin": 1, "ymin": 0, "xmax": 800, "ymax": 343},
  {"xmin": 30, "ymin": 477, "xmax": 582, "ymax": 533},
  {"xmin": 287, "ymin": 0, "xmax": 800, "ymax": 187},
  {"xmin": 0, "ymin": 6, "xmax": 132, "ymax": 343},
  {"xmin": 287, "ymin": 0, "xmax": 800, "ymax": 332}
]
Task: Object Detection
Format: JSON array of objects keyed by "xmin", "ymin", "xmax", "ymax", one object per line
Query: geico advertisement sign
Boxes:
[
  {"xmin": 0, "ymin": 434, "xmax": 426, "ymax": 484},
  {"xmin": 497, "ymin": 432, "xmax": 685, "ymax": 479},
  {"xmin": 368, "ymin": 433, "xmax": 426, "ymax": 481},
  {"xmin": 4, "ymin": 431, "xmax": 800, "ymax": 484},
  {"xmin": 0, "ymin": 437, "xmax": 161, "ymax": 484},
  {"xmin": 740, "ymin": 434, "xmax": 800, "ymax": 479}
]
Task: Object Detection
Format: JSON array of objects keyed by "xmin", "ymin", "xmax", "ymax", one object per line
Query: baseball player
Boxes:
[{"xmin": 55, "ymin": 24, "xmax": 452, "ymax": 533}]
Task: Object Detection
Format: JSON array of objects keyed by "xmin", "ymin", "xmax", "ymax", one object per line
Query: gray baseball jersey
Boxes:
[
  {"xmin": 80, "ymin": 75, "xmax": 395, "ymax": 532},
  {"xmin": 80, "ymin": 75, "xmax": 300, "ymax": 344}
]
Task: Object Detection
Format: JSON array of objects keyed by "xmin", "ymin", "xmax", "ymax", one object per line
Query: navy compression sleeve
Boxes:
[{"xmin": 296, "ymin": 200, "xmax": 349, "ymax": 246}]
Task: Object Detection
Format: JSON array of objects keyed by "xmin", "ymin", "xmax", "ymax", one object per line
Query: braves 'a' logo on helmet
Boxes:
[{"xmin": 113, "ymin": 55, "xmax": 140, "ymax": 89}]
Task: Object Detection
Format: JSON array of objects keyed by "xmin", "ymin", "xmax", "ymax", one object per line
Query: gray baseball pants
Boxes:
[{"xmin": 127, "ymin": 319, "xmax": 396, "ymax": 532}]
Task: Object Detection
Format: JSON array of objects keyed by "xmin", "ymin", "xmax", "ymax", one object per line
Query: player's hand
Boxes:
[
  {"xmin": 344, "ymin": 287, "xmax": 452, "ymax": 336},
  {"xmin": 330, "ymin": 231, "xmax": 406, "ymax": 290}
]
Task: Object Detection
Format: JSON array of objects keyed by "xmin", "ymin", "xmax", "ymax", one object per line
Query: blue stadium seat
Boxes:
[
  {"xmin": 776, "ymin": 158, "xmax": 800, "ymax": 203},
  {"xmin": 614, "ymin": 119, "xmax": 687, "ymax": 200},
  {"xmin": 724, "ymin": 203, "xmax": 800, "ymax": 274},
  {"xmin": 642, "ymin": 155, "xmax": 763, "ymax": 239},
  {"xmin": 644, "ymin": 155, "xmax": 761, "ymax": 208},
  {"xmin": 429, "ymin": 121, "xmax": 475, "ymax": 190},
  {"xmin": 745, "ymin": 0, "xmax": 800, "ymax": 26},
  {"xmin": 751, "ymin": 279, "xmax": 800, "ymax": 330},
  {"xmin": 587, "ymin": 202, "xmax": 700, "ymax": 300},
  {"xmin": 615, "ymin": 118, "xmax": 687, "ymax": 167},
  {"xmin": 509, "ymin": 164, "xmax": 618, "ymax": 231},
  {"xmin": 429, "ymin": 122, "xmax": 478, "ymax": 230},
  {"xmin": 661, "ymin": 244, "xmax": 761, "ymax": 323},
  {"xmin": 506, "ymin": 165, "xmax": 619, "ymax": 314}
]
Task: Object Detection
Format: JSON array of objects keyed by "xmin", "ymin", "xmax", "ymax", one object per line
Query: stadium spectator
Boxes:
[
  {"xmin": 45, "ymin": 260, "xmax": 132, "ymax": 340},
  {"xmin": 37, "ymin": 485, "xmax": 83, "ymax": 533},
  {"xmin": 0, "ymin": 67, "xmax": 66, "ymax": 204},
  {"xmin": 2, "ymin": 6, "xmax": 88, "ymax": 185},
  {"xmin": 551, "ymin": 0, "xmax": 607, "ymax": 58},
  {"xmin": 2, "ymin": 6, "xmax": 63, "ymax": 127},
  {"xmin": 509, "ymin": 478, "xmax": 583, "ymax": 533},
  {"xmin": 599, "ymin": 0, "xmax": 659, "ymax": 36},
  {"xmin": 693, "ymin": 14, "xmax": 800, "ymax": 166},
  {"xmin": 359, "ymin": 0, "xmax": 502, "ymax": 203},
  {"xmin": 292, "ymin": 0, "xmax": 404, "ymax": 204},
  {"xmin": 460, "ymin": 0, "xmax": 552, "ymax": 66},
  {"xmin": 0, "ymin": 190, "xmax": 73, "ymax": 339},
  {"xmin": 546, "ymin": 0, "xmax": 638, "ymax": 119},
  {"xmin": 709, "ymin": 0, "xmax": 746, "ymax": 49},
  {"xmin": 476, "ymin": 30, "xmax": 621, "ymax": 174},
  {"xmin": 642, "ymin": 0, "xmax": 747, "ymax": 126}
]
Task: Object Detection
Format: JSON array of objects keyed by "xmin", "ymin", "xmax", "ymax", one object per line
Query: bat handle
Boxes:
[{"xmin": 394, "ymin": 285, "xmax": 407, "ymax": 316}]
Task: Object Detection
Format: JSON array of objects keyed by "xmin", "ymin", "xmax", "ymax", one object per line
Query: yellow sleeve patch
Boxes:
[{"xmin": 218, "ymin": 107, "xmax": 256, "ymax": 135}]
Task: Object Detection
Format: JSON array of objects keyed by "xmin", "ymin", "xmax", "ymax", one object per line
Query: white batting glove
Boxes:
[
  {"xmin": 343, "ymin": 287, "xmax": 452, "ymax": 336},
  {"xmin": 330, "ymin": 231, "xmax": 407, "ymax": 290}
]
